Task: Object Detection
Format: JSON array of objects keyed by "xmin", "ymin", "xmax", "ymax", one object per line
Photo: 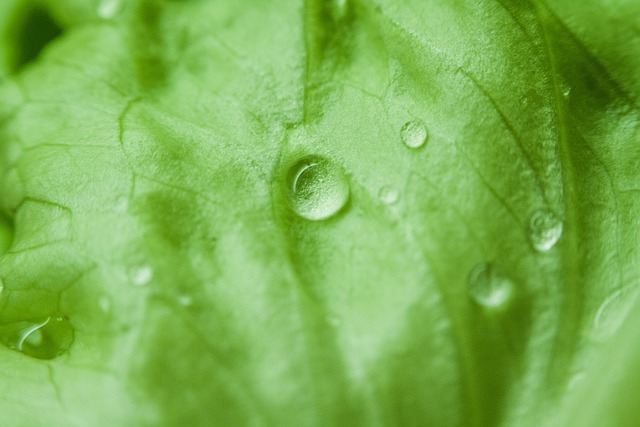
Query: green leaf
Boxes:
[{"xmin": 0, "ymin": 0, "xmax": 638, "ymax": 426}]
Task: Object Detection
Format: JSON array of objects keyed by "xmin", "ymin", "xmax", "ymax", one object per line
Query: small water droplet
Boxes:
[
  {"xmin": 378, "ymin": 185, "xmax": 399, "ymax": 205},
  {"xmin": 528, "ymin": 209, "xmax": 563, "ymax": 252},
  {"xmin": 467, "ymin": 262, "xmax": 513, "ymax": 309},
  {"xmin": 1, "ymin": 316, "xmax": 74, "ymax": 359},
  {"xmin": 285, "ymin": 155, "xmax": 350, "ymax": 221},
  {"xmin": 98, "ymin": 0, "xmax": 122, "ymax": 19},
  {"xmin": 593, "ymin": 286, "xmax": 637, "ymax": 340},
  {"xmin": 556, "ymin": 74, "xmax": 571, "ymax": 98},
  {"xmin": 130, "ymin": 266, "xmax": 153, "ymax": 286},
  {"xmin": 400, "ymin": 120, "xmax": 428, "ymax": 149}
]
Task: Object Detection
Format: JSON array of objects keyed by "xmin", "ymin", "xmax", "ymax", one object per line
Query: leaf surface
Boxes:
[{"xmin": 0, "ymin": 0, "xmax": 638, "ymax": 426}]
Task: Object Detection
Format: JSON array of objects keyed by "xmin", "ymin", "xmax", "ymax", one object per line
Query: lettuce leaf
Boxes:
[{"xmin": 0, "ymin": 0, "xmax": 639, "ymax": 426}]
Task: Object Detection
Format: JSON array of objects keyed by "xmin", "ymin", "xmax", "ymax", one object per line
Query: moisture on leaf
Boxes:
[{"xmin": 0, "ymin": 0, "xmax": 639, "ymax": 426}]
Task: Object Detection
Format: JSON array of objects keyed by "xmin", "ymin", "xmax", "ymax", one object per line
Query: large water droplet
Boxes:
[
  {"xmin": 379, "ymin": 185, "xmax": 399, "ymax": 205},
  {"xmin": 593, "ymin": 286, "xmax": 637, "ymax": 340},
  {"xmin": 400, "ymin": 120, "xmax": 428, "ymax": 149},
  {"xmin": 528, "ymin": 209, "xmax": 563, "ymax": 251},
  {"xmin": 285, "ymin": 155, "xmax": 349, "ymax": 221},
  {"xmin": 467, "ymin": 262, "xmax": 513, "ymax": 309},
  {"xmin": 0, "ymin": 316, "xmax": 74, "ymax": 359}
]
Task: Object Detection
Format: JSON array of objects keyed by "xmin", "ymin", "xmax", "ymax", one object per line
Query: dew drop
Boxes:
[
  {"xmin": 378, "ymin": 185, "xmax": 399, "ymax": 205},
  {"xmin": 528, "ymin": 209, "xmax": 563, "ymax": 252},
  {"xmin": 467, "ymin": 262, "xmax": 513, "ymax": 309},
  {"xmin": 1, "ymin": 316, "xmax": 74, "ymax": 360},
  {"xmin": 130, "ymin": 266, "xmax": 153, "ymax": 286},
  {"xmin": 400, "ymin": 120, "xmax": 428, "ymax": 149},
  {"xmin": 593, "ymin": 286, "xmax": 637, "ymax": 340},
  {"xmin": 285, "ymin": 155, "xmax": 350, "ymax": 221}
]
